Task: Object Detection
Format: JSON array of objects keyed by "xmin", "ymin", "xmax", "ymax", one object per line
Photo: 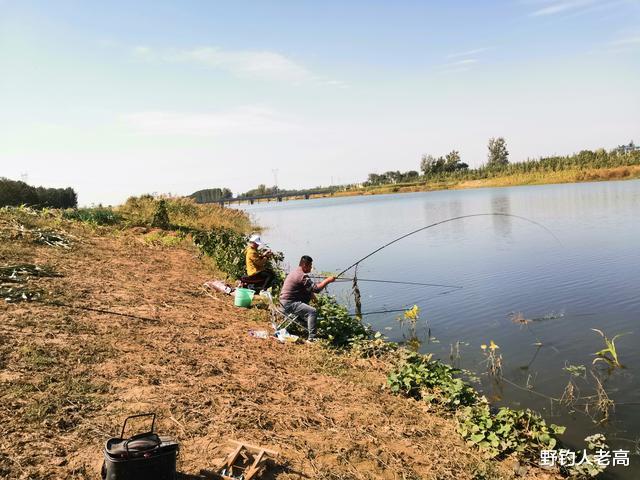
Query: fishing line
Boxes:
[
  {"xmin": 336, "ymin": 213, "xmax": 562, "ymax": 278},
  {"xmin": 342, "ymin": 287, "xmax": 465, "ymax": 317},
  {"xmin": 312, "ymin": 276, "xmax": 463, "ymax": 289},
  {"xmin": 347, "ymin": 307, "xmax": 409, "ymax": 317},
  {"xmin": 347, "ymin": 295, "xmax": 455, "ymax": 316}
]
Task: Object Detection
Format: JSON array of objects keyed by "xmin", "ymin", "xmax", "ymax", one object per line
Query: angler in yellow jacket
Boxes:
[{"xmin": 240, "ymin": 234, "xmax": 275, "ymax": 292}]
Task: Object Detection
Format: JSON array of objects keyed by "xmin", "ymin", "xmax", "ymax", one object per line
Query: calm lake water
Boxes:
[{"xmin": 239, "ymin": 180, "xmax": 640, "ymax": 479}]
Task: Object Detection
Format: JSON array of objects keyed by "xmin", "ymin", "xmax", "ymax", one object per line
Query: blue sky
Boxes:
[{"xmin": 1, "ymin": 0, "xmax": 639, "ymax": 205}]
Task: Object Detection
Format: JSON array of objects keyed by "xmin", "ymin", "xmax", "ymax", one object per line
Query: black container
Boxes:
[{"xmin": 102, "ymin": 413, "xmax": 179, "ymax": 480}]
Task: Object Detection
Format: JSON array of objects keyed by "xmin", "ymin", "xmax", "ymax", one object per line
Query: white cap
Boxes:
[{"xmin": 248, "ymin": 234, "xmax": 263, "ymax": 245}]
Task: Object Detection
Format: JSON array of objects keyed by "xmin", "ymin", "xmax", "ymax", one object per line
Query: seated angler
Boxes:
[
  {"xmin": 279, "ymin": 255, "xmax": 335, "ymax": 343},
  {"xmin": 239, "ymin": 234, "xmax": 275, "ymax": 292}
]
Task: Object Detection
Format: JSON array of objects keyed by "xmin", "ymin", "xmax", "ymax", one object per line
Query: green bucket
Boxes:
[{"xmin": 234, "ymin": 288, "xmax": 254, "ymax": 308}]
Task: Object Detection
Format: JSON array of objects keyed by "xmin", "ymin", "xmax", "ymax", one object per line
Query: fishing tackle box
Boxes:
[{"xmin": 101, "ymin": 413, "xmax": 179, "ymax": 480}]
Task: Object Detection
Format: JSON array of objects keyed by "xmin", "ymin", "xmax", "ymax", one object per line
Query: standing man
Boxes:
[
  {"xmin": 240, "ymin": 234, "xmax": 275, "ymax": 292},
  {"xmin": 279, "ymin": 255, "xmax": 335, "ymax": 343}
]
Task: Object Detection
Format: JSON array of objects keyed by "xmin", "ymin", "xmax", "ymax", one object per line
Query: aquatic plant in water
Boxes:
[
  {"xmin": 480, "ymin": 341, "xmax": 502, "ymax": 378},
  {"xmin": 563, "ymin": 363, "xmax": 586, "ymax": 378},
  {"xmin": 591, "ymin": 328, "xmax": 628, "ymax": 369},
  {"xmin": 396, "ymin": 305, "xmax": 424, "ymax": 350}
]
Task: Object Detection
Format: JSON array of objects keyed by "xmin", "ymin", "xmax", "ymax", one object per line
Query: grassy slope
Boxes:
[{"xmin": 0, "ymin": 208, "xmax": 561, "ymax": 480}]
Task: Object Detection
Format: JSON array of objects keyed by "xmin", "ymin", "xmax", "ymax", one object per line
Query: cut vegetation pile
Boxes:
[{"xmin": 0, "ymin": 202, "xmax": 562, "ymax": 479}]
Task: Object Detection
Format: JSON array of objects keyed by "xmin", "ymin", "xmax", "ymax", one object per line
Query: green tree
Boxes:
[
  {"xmin": 420, "ymin": 154, "xmax": 437, "ymax": 175},
  {"xmin": 383, "ymin": 170, "xmax": 402, "ymax": 184},
  {"xmin": 0, "ymin": 178, "xmax": 77, "ymax": 208},
  {"xmin": 367, "ymin": 173, "xmax": 383, "ymax": 185},
  {"xmin": 487, "ymin": 137, "xmax": 509, "ymax": 168},
  {"xmin": 444, "ymin": 150, "xmax": 468, "ymax": 172},
  {"xmin": 151, "ymin": 199, "xmax": 170, "ymax": 229}
]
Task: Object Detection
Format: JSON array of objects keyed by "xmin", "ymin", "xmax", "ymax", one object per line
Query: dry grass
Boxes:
[
  {"xmin": 456, "ymin": 165, "xmax": 640, "ymax": 189},
  {"xmin": 585, "ymin": 373, "xmax": 615, "ymax": 424},
  {"xmin": 116, "ymin": 195, "xmax": 253, "ymax": 232},
  {"xmin": 0, "ymin": 212, "xmax": 560, "ymax": 480}
]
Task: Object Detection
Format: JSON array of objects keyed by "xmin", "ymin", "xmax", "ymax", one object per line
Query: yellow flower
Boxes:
[
  {"xmin": 481, "ymin": 344, "xmax": 487, "ymax": 350},
  {"xmin": 403, "ymin": 305, "xmax": 420, "ymax": 320},
  {"xmin": 489, "ymin": 340, "xmax": 500, "ymax": 351}
]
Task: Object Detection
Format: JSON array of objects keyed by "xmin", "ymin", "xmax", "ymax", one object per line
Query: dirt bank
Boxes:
[{"xmin": 0, "ymin": 221, "xmax": 560, "ymax": 479}]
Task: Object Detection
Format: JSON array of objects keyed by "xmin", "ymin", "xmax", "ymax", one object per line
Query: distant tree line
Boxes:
[
  {"xmin": 189, "ymin": 138, "xmax": 640, "ymax": 202},
  {"xmin": 0, "ymin": 178, "xmax": 77, "ymax": 208},
  {"xmin": 189, "ymin": 187, "xmax": 233, "ymax": 203},
  {"xmin": 366, "ymin": 170, "xmax": 420, "ymax": 186},
  {"xmin": 188, "ymin": 184, "xmax": 340, "ymax": 202},
  {"xmin": 363, "ymin": 138, "xmax": 640, "ymax": 186},
  {"xmin": 189, "ymin": 184, "xmax": 340, "ymax": 202},
  {"xmin": 241, "ymin": 184, "xmax": 277, "ymax": 197},
  {"xmin": 239, "ymin": 184, "xmax": 336, "ymax": 198}
]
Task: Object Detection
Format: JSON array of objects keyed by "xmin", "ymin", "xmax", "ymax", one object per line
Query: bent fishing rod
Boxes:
[{"xmin": 335, "ymin": 212, "xmax": 561, "ymax": 278}]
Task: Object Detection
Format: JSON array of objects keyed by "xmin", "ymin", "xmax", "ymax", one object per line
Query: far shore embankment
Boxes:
[{"xmin": 228, "ymin": 164, "xmax": 640, "ymax": 206}]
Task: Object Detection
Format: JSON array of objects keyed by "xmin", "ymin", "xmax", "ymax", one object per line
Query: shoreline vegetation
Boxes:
[
  {"xmin": 1, "ymin": 197, "xmax": 614, "ymax": 478},
  {"xmin": 332, "ymin": 164, "xmax": 640, "ymax": 200},
  {"xmin": 215, "ymin": 164, "xmax": 640, "ymax": 206},
  {"xmin": 189, "ymin": 144, "xmax": 640, "ymax": 206}
]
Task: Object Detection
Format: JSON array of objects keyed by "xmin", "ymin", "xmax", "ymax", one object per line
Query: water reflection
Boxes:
[{"xmin": 491, "ymin": 193, "xmax": 513, "ymax": 240}]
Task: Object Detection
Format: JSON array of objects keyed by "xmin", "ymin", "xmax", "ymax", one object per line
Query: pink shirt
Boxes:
[{"xmin": 279, "ymin": 267, "xmax": 321, "ymax": 304}]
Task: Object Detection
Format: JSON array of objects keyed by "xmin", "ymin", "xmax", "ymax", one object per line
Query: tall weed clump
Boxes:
[
  {"xmin": 117, "ymin": 195, "xmax": 251, "ymax": 232},
  {"xmin": 315, "ymin": 294, "xmax": 369, "ymax": 347},
  {"xmin": 191, "ymin": 227, "xmax": 248, "ymax": 280}
]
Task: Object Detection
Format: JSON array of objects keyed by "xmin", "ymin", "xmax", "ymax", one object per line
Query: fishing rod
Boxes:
[
  {"xmin": 336, "ymin": 213, "xmax": 561, "ymax": 278},
  {"xmin": 311, "ymin": 275, "xmax": 462, "ymax": 289}
]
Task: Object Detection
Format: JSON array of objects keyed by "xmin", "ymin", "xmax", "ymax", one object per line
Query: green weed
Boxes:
[
  {"xmin": 563, "ymin": 434, "xmax": 609, "ymax": 478},
  {"xmin": 192, "ymin": 227, "xmax": 248, "ymax": 279},
  {"xmin": 315, "ymin": 294, "xmax": 369, "ymax": 347},
  {"xmin": 63, "ymin": 207, "xmax": 121, "ymax": 225},
  {"xmin": 387, "ymin": 352, "xmax": 477, "ymax": 409},
  {"xmin": 457, "ymin": 404, "xmax": 565, "ymax": 459},
  {"xmin": 349, "ymin": 331, "xmax": 398, "ymax": 359},
  {"xmin": 563, "ymin": 363, "xmax": 586, "ymax": 378},
  {"xmin": 591, "ymin": 328, "xmax": 629, "ymax": 368}
]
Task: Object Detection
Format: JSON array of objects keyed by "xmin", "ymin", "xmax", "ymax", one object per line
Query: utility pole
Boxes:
[{"xmin": 271, "ymin": 169, "xmax": 279, "ymax": 192}]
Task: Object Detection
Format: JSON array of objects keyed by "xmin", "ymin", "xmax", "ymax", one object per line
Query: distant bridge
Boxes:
[{"xmin": 215, "ymin": 189, "xmax": 336, "ymax": 205}]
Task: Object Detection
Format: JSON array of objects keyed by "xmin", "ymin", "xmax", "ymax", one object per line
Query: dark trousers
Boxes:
[{"xmin": 240, "ymin": 270, "xmax": 274, "ymax": 291}]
